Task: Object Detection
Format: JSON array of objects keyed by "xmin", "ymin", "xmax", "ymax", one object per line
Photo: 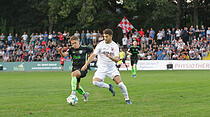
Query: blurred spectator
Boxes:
[
  {"xmin": 0, "ymin": 26, "xmax": 209, "ymax": 62},
  {"xmin": 22, "ymin": 32, "xmax": 28, "ymax": 43},
  {"xmin": 80, "ymin": 30, "xmax": 86, "ymax": 45},
  {"xmin": 122, "ymin": 34, "xmax": 127, "ymax": 49}
]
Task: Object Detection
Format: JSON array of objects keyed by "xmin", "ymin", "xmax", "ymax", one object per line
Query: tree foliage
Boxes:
[{"xmin": 0, "ymin": 0, "xmax": 209, "ymax": 37}]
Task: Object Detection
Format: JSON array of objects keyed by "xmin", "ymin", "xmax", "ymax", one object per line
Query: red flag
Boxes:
[{"xmin": 117, "ymin": 17, "xmax": 134, "ymax": 33}]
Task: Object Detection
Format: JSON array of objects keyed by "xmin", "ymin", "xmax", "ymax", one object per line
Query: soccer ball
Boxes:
[{"xmin": 66, "ymin": 95, "xmax": 78, "ymax": 106}]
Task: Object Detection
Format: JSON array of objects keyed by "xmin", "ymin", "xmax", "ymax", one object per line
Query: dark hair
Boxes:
[
  {"xmin": 70, "ymin": 36, "xmax": 79, "ymax": 41},
  {"xmin": 104, "ymin": 29, "xmax": 113, "ymax": 36}
]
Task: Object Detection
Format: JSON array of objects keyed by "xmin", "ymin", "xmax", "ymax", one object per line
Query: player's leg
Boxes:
[
  {"xmin": 109, "ymin": 70, "xmax": 132, "ymax": 104},
  {"xmin": 131, "ymin": 59, "xmax": 135, "ymax": 77},
  {"xmin": 70, "ymin": 70, "xmax": 80, "ymax": 95},
  {"xmin": 93, "ymin": 78, "xmax": 109, "ymax": 88},
  {"xmin": 123, "ymin": 59, "xmax": 128, "ymax": 70},
  {"xmin": 76, "ymin": 78, "xmax": 85, "ymax": 95},
  {"xmin": 71, "ymin": 70, "xmax": 89, "ymax": 101},
  {"xmin": 71, "ymin": 70, "xmax": 86, "ymax": 95},
  {"xmin": 93, "ymin": 71, "xmax": 115, "ymax": 96},
  {"xmin": 61, "ymin": 64, "xmax": 64, "ymax": 71},
  {"xmin": 134, "ymin": 59, "xmax": 138, "ymax": 77},
  {"xmin": 114, "ymin": 76, "xmax": 132, "ymax": 104}
]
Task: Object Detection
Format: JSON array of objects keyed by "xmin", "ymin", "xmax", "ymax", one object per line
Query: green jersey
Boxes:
[
  {"xmin": 66, "ymin": 46, "xmax": 93, "ymax": 71},
  {"xmin": 128, "ymin": 46, "xmax": 140, "ymax": 59}
]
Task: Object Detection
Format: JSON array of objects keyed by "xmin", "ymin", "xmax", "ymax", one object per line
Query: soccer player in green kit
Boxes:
[
  {"xmin": 58, "ymin": 36, "xmax": 93, "ymax": 102},
  {"xmin": 127, "ymin": 41, "xmax": 140, "ymax": 77}
]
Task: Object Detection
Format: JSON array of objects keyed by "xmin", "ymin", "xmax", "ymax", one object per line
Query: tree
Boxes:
[{"xmin": 176, "ymin": 0, "xmax": 183, "ymax": 28}]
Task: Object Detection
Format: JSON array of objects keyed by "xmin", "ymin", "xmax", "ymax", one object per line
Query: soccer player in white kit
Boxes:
[{"xmin": 81, "ymin": 29, "xmax": 132, "ymax": 104}]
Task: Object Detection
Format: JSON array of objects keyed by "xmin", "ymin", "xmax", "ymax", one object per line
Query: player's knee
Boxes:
[
  {"xmin": 72, "ymin": 70, "xmax": 80, "ymax": 77},
  {"xmin": 71, "ymin": 72, "xmax": 76, "ymax": 77},
  {"xmin": 114, "ymin": 75, "xmax": 122, "ymax": 84},
  {"xmin": 93, "ymin": 81, "xmax": 98, "ymax": 86}
]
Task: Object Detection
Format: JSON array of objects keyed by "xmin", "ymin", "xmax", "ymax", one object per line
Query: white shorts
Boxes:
[{"xmin": 93, "ymin": 67, "xmax": 120, "ymax": 81}]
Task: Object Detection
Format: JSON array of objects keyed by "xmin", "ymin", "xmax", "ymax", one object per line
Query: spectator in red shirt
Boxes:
[
  {"xmin": 138, "ymin": 28, "xmax": 144, "ymax": 37},
  {"xmin": 60, "ymin": 56, "xmax": 65, "ymax": 71},
  {"xmin": 46, "ymin": 47, "xmax": 50, "ymax": 53},
  {"xmin": 58, "ymin": 32, "xmax": 64, "ymax": 44},
  {"xmin": 41, "ymin": 46, "xmax": 45, "ymax": 53},
  {"xmin": 42, "ymin": 41, "xmax": 46, "ymax": 45}
]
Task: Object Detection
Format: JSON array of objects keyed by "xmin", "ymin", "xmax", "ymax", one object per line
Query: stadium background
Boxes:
[{"xmin": 0, "ymin": 0, "xmax": 210, "ymax": 117}]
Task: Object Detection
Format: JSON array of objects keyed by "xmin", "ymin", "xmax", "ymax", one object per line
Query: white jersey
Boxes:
[{"xmin": 94, "ymin": 40, "xmax": 119, "ymax": 71}]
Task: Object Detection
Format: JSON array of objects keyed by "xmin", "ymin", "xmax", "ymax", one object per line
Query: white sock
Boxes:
[
  {"xmin": 118, "ymin": 82, "xmax": 129, "ymax": 100},
  {"xmin": 93, "ymin": 81, "xmax": 110, "ymax": 88},
  {"xmin": 71, "ymin": 91, "xmax": 76, "ymax": 95}
]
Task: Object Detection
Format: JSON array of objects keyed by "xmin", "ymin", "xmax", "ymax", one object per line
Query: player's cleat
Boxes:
[
  {"xmin": 109, "ymin": 84, "xmax": 115, "ymax": 96},
  {"xmin": 83, "ymin": 92, "xmax": 89, "ymax": 102},
  {"xmin": 125, "ymin": 100, "xmax": 132, "ymax": 104}
]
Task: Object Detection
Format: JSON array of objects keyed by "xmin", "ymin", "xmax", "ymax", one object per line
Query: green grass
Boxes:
[{"xmin": 0, "ymin": 70, "xmax": 210, "ymax": 117}]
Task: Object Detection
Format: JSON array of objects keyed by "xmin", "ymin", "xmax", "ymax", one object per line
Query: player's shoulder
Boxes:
[
  {"xmin": 129, "ymin": 46, "xmax": 134, "ymax": 48},
  {"xmin": 81, "ymin": 45, "xmax": 93, "ymax": 51},
  {"xmin": 96, "ymin": 40, "xmax": 105, "ymax": 47},
  {"xmin": 66, "ymin": 46, "xmax": 73, "ymax": 52},
  {"xmin": 111, "ymin": 41, "xmax": 118, "ymax": 46},
  {"xmin": 98, "ymin": 40, "xmax": 105, "ymax": 45},
  {"xmin": 80, "ymin": 45, "xmax": 89, "ymax": 49}
]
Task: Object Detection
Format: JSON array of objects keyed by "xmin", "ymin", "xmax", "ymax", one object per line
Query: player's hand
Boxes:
[
  {"xmin": 105, "ymin": 53, "xmax": 111, "ymax": 59},
  {"xmin": 57, "ymin": 47, "xmax": 63, "ymax": 53},
  {"xmin": 81, "ymin": 64, "xmax": 87, "ymax": 71},
  {"xmin": 128, "ymin": 53, "xmax": 132, "ymax": 55}
]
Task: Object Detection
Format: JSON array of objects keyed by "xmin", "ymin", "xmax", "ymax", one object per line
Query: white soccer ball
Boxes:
[{"xmin": 66, "ymin": 95, "xmax": 78, "ymax": 106}]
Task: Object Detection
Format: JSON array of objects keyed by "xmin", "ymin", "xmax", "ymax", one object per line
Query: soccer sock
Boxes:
[
  {"xmin": 71, "ymin": 77, "xmax": 77, "ymax": 95},
  {"xmin": 71, "ymin": 91, "xmax": 76, "ymax": 95},
  {"xmin": 131, "ymin": 67, "xmax": 134, "ymax": 75},
  {"xmin": 77, "ymin": 85, "xmax": 85, "ymax": 95},
  {"xmin": 125, "ymin": 64, "xmax": 128, "ymax": 70},
  {"xmin": 93, "ymin": 81, "xmax": 109, "ymax": 88},
  {"xmin": 134, "ymin": 65, "xmax": 137, "ymax": 75},
  {"xmin": 118, "ymin": 82, "xmax": 129, "ymax": 100}
]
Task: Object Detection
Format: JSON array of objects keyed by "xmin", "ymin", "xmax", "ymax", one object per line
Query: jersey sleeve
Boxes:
[
  {"xmin": 128, "ymin": 47, "xmax": 132, "ymax": 53},
  {"xmin": 93, "ymin": 43, "xmax": 101, "ymax": 55},
  {"xmin": 66, "ymin": 47, "xmax": 72, "ymax": 55},
  {"xmin": 86, "ymin": 47, "xmax": 93, "ymax": 54},
  {"xmin": 138, "ymin": 46, "xmax": 141, "ymax": 51}
]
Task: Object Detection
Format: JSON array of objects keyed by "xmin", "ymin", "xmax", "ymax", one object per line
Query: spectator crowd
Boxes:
[{"xmin": 0, "ymin": 25, "xmax": 210, "ymax": 62}]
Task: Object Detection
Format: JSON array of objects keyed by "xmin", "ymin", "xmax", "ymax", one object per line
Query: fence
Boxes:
[{"xmin": 0, "ymin": 60, "xmax": 210, "ymax": 71}]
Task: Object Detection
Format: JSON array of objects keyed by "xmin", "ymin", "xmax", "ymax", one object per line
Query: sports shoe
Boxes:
[
  {"xmin": 109, "ymin": 84, "xmax": 115, "ymax": 96},
  {"xmin": 83, "ymin": 92, "xmax": 89, "ymax": 102},
  {"xmin": 125, "ymin": 100, "xmax": 132, "ymax": 104}
]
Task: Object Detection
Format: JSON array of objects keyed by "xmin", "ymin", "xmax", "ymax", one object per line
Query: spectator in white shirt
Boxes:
[
  {"xmin": 122, "ymin": 34, "xmax": 127, "ymax": 49},
  {"xmin": 21, "ymin": 32, "xmax": 28, "ymax": 43}
]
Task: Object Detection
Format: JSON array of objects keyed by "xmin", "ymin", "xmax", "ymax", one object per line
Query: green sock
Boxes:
[
  {"xmin": 131, "ymin": 67, "xmax": 134, "ymax": 75},
  {"xmin": 71, "ymin": 77, "xmax": 77, "ymax": 91},
  {"xmin": 134, "ymin": 66, "xmax": 137, "ymax": 75},
  {"xmin": 77, "ymin": 85, "xmax": 85, "ymax": 95}
]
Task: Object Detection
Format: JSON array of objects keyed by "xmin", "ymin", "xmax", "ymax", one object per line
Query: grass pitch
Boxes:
[{"xmin": 0, "ymin": 70, "xmax": 210, "ymax": 117}]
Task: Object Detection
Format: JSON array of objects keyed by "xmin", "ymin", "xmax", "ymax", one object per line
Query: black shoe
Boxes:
[
  {"xmin": 109, "ymin": 84, "xmax": 115, "ymax": 96},
  {"xmin": 125, "ymin": 100, "xmax": 132, "ymax": 104}
]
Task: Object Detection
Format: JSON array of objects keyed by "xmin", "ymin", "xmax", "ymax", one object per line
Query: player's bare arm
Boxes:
[
  {"xmin": 81, "ymin": 53, "xmax": 96, "ymax": 71},
  {"xmin": 127, "ymin": 51, "xmax": 132, "ymax": 55},
  {"xmin": 57, "ymin": 47, "xmax": 69, "ymax": 57},
  {"xmin": 105, "ymin": 53, "xmax": 120, "ymax": 63}
]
